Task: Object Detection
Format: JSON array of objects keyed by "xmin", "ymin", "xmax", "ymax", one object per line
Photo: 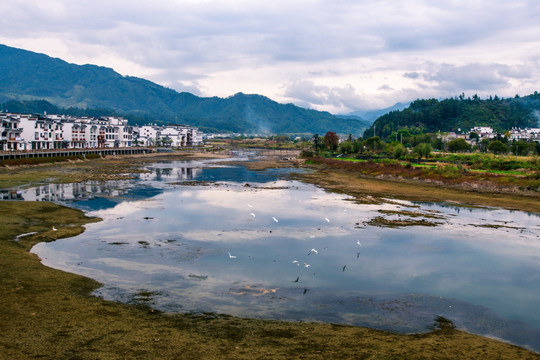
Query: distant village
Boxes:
[
  {"xmin": 0, "ymin": 112, "xmax": 202, "ymax": 151},
  {"xmin": 445, "ymin": 126, "xmax": 540, "ymax": 143},
  {"xmin": 2, "ymin": 111, "xmax": 540, "ymax": 152}
]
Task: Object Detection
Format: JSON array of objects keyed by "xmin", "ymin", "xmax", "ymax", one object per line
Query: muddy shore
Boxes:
[{"xmin": 1, "ymin": 152, "xmax": 539, "ymax": 359}]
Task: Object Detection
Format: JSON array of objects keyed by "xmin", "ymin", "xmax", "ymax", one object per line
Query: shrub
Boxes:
[
  {"xmin": 488, "ymin": 140, "xmax": 508, "ymax": 155},
  {"xmin": 447, "ymin": 138, "xmax": 471, "ymax": 153}
]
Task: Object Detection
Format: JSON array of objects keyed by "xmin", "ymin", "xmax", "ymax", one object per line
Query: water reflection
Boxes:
[
  {"xmin": 27, "ymin": 160, "xmax": 540, "ymax": 353},
  {"xmin": 2, "ymin": 182, "xmax": 129, "ymax": 203}
]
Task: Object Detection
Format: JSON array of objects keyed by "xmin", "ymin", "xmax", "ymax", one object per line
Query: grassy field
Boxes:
[
  {"xmin": 303, "ymin": 157, "xmax": 540, "ymax": 210},
  {"xmin": 1, "ymin": 153, "xmax": 540, "ymax": 358}
]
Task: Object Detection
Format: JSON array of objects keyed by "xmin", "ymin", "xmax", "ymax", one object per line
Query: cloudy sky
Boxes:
[{"xmin": 2, "ymin": 0, "xmax": 539, "ymax": 114}]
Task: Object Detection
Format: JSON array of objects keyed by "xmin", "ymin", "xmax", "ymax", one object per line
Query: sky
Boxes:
[{"xmin": 1, "ymin": 0, "xmax": 540, "ymax": 114}]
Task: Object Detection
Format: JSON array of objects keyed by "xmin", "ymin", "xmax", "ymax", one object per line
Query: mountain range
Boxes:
[{"xmin": 0, "ymin": 44, "xmax": 371, "ymax": 135}]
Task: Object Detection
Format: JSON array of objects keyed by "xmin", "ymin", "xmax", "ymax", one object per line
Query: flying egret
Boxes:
[
  {"xmin": 250, "ymin": 213, "xmax": 256, "ymax": 218},
  {"xmin": 307, "ymin": 248, "xmax": 318, "ymax": 256},
  {"xmin": 325, "ymin": 217, "xmax": 330, "ymax": 223},
  {"xmin": 304, "ymin": 263, "xmax": 311, "ymax": 268},
  {"xmin": 309, "ymin": 235, "xmax": 315, "ymax": 239},
  {"xmin": 272, "ymin": 217, "xmax": 279, "ymax": 222},
  {"xmin": 292, "ymin": 260, "xmax": 299, "ymax": 266},
  {"xmin": 228, "ymin": 251, "xmax": 237, "ymax": 259},
  {"xmin": 357, "ymin": 240, "xmax": 362, "ymax": 246}
]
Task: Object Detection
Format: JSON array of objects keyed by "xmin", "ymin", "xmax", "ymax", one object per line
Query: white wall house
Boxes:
[
  {"xmin": 2, "ymin": 112, "xmax": 203, "ymax": 151},
  {"xmin": 509, "ymin": 128, "xmax": 540, "ymax": 141},
  {"xmin": 133, "ymin": 124, "xmax": 202, "ymax": 147},
  {"xmin": 0, "ymin": 114, "xmax": 24, "ymax": 150},
  {"xmin": 136, "ymin": 125, "xmax": 160, "ymax": 146},
  {"xmin": 471, "ymin": 126, "xmax": 495, "ymax": 139},
  {"xmin": 19, "ymin": 114, "xmax": 64, "ymax": 150}
]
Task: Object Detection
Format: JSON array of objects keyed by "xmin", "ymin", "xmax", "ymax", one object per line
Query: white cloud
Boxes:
[{"xmin": 1, "ymin": 0, "xmax": 540, "ymax": 113}]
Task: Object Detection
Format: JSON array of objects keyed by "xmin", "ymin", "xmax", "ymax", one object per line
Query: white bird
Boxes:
[
  {"xmin": 52, "ymin": 226, "xmax": 57, "ymax": 231},
  {"xmin": 228, "ymin": 251, "xmax": 237, "ymax": 259},
  {"xmin": 272, "ymin": 217, "xmax": 279, "ymax": 222},
  {"xmin": 250, "ymin": 212, "xmax": 256, "ymax": 218},
  {"xmin": 304, "ymin": 263, "xmax": 311, "ymax": 268},
  {"xmin": 292, "ymin": 260, "xmax": 300, "ymax": 266},
  {"xmin": 247, "ymin": 204, "xmax": 253, "ymax": 208},
  {"xmin": 324, "ymin": 217, "xmax": 330, "ymax": 223},
  {"xmin": 357, "ymin": 240, "xmax": 362, "ymax": 246},
  {"xmin": 307, "ymin": 248, "xmax": 318, "ymax": 255},
  {"xmin": 309, "ymin": 235, "xmax": 316, "ymax": 239}
]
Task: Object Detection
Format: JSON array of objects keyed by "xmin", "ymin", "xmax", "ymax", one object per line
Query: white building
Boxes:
[
  {"xmin": 133, "ymin": 124, "xmax": 202, "ymax": 147},
  {"xmin": 509, "ymin": 128, "xmax": 540, "ymax": 141},
  {"xmin": 18, "ymin": 114, "xmax": 64, "ymax": 150},
  {"xmin": 1, "ymin": 112, "xmax": 202, "ymax": 151},
  {"xmin": 136, "ymin": 125, "xmax": 160, "ymax": 146},
  {"xmin": 0, "ymin": 114, "xmax": 24, "ymax": 150},
  {"xmin": 471, "ymin": 127, "xmax": 495, "ymax": 139}
]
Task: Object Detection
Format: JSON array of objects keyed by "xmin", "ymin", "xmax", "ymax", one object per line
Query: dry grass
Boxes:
[{"xmin": 297, "ymin": 163, "xmax": 540, "ymax": 213}]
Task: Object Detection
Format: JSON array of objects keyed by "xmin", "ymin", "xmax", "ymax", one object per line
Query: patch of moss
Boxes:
[
  {"xmin": 378, "ymin": 209, "xmax": 446, "ymax": 219},
  {"xmin": 365, "ymin": 216, "xmax": 441, "ymax": 228}
]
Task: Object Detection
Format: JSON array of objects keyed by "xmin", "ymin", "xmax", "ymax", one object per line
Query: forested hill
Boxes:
[
  {"xmin": 363, "ymin": 93, "xmax": 540, "ymax": 140},
  {"xmin": 0, "ymin": 44, "xmax": 370, "ymax": 134}
]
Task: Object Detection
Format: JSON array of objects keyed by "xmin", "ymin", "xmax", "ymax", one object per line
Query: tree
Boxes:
[
  {"xmin": 312, "ymin": 134, "xmax": 321, "ymax": 152},
  {"xmin": 432, "ymin": 137, "xmax": 444, "ymax": 151},
  {"xmin": 510, "ymin": 140, "xmax": 530, "ymax": 156},
  {"xmin": 469, "ymin": 132, "xmax": 480, "ymax": 142},
  {"xmin": 488, "ymin": 140, "xmax": 508, "ymax": 154},
  {"xmin": 338, "ymin": 140, "xmax": 354, "ymax": 154},
  {"xmin": 323, "ymin": 131, "xmax": 340, "ymax": 151},
  {"xmin": 388, "ymin": 143, "xmax": 408, "ymax": 159},
  {"xmin": 447, "ymin": 138, "xmax": 471, "ymax": 153},
  {"xmin": 414, "ymin": 143, "xmax": 432, "ymax": 159},
  {"xmin": 363, "ymin": 136, "xmax": 385, "ymax": 152},
  {"xmin": 479, "ymin": 138, "xmax": 490, "ymax": 153}
]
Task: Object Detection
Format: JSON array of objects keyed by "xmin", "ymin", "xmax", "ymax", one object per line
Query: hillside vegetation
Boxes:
[{"xmin": 364, "ymin": 93, "xmax": 540, "ymax": 139}]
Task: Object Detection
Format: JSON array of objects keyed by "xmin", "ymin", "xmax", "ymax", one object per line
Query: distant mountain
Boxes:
[
  {"xmin": 335, "ymin": 114, "xmax": 372, "ymax": 134},
  {"xmin": 362, "ymin": 94, "xmax": 540, "ymax": 140},
  {"xmin": 348, "ymin": 102, "xmax": 410, "ymax": 122},
  {"xmin": 0, "ymin": 44, "xmax": 365, "ymax": 135}
]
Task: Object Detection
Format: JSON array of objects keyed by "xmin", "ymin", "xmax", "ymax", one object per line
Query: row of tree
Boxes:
[{"xmin": 311, "ymin": 131, "xmax": 540, "ymax": 159}]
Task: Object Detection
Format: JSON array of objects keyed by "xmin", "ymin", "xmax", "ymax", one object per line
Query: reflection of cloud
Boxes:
[
  {"xmin": 90, "ymin": 257, "xmax": 182, "ymax": 273},
  {"xmin": 92, "ymin": 198, "xmax": 164, "ymax": 218},
  {"xmin": 181, "ymin": 227, "xmax": 352, "ymax": 244}
]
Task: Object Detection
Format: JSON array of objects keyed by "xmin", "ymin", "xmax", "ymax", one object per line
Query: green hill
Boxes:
[
  {"xmin": 0, "ymin": 44, "xmax": 369, "ymax": 135},
  {"xmin": 363, "ymin": 94, "xmax": 540, "ymax": 139}
]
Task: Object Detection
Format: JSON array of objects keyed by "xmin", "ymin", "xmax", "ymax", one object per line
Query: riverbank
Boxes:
[{"xmin": 1, "ymin": 152, "xmax": 540, "ymax": 358}]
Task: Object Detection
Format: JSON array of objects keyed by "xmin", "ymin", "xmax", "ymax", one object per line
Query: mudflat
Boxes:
[{"xmin": 1, "ymin": 152, "xmax": 539, "ymax": 359}]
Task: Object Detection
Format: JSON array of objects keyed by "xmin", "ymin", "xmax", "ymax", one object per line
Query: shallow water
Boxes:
[{"xmin": 28, "ymin": 158, "xmax": 540, "ymax": 352}]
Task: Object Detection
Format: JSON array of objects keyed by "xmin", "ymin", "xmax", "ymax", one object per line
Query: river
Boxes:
[{"xmin": 23, "ymin": 157, "xmax": 540, "ymax": 352}]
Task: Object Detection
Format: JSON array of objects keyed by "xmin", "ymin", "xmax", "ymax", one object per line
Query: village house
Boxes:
[
  {"xmin": 471, "ymin": 126, "xmax": 496, "ymax": 139},
  {"xmin": 509, "ymin": 127, "xmax": 540, "ymax": 141},
  {"xmin": 133, "ymin": 124, "xmax": 202, "ymax": 147},
  {"xmin": 0, "ymin": 113, "xmax": 24, "ymax": 150},
  {"xmin": 19, "ymin": 114, "xmax": 64, "ymax": 150},
  {"xmin": 1, "ymin": 112, "xmax": 202, "ymax": 151}
]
